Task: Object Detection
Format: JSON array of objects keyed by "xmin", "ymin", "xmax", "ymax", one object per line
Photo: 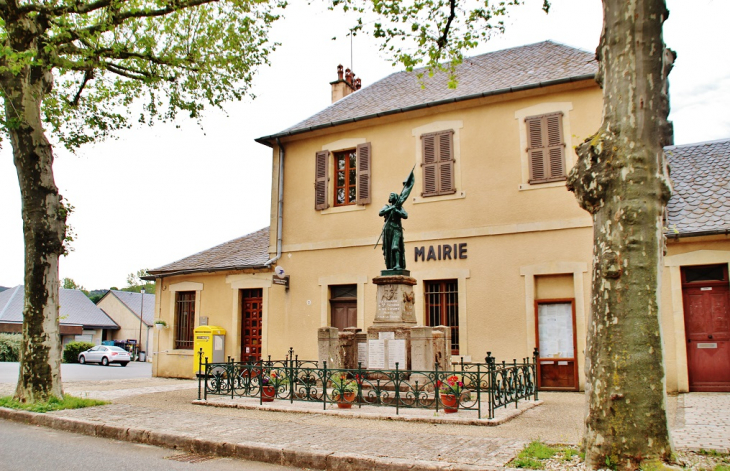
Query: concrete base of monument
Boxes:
[{"xmin": 194, "ymin": 396, "xmax": 543, "ymax": 426}]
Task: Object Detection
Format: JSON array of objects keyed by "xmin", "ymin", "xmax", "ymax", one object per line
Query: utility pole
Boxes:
[{"xmin": 138, "ymin": 288, "xmax": 145, "ymax": 361}]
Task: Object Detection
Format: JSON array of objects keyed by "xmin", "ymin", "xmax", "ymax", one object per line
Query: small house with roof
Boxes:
[
  {"xmin": 0, "ymin": 286, "xmax": 119, "ymax": 346},
  {"xmin": 96, "ymin": 290, "xmax": 156, "ymax": 357},
  {"xmin": 145, "ymin": 41, "xmax": 730, "ymax": 392}
]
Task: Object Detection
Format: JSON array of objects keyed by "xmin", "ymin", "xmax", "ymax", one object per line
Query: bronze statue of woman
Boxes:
[{"xmin": 376, "ymin": 168, "xmax": 415, "ymax": 272}]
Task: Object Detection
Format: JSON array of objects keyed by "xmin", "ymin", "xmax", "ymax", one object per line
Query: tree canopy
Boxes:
[{"xmin": 0, "ymin": 0, "xmax": 285, "ymax": 149}]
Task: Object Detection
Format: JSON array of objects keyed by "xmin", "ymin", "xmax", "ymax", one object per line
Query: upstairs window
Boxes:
[
  {"xmin": 315, "ymin": 143, "xmax": 371, "ymax": 210},
  {"xmin": 526, "ymin": 112, "xmax": 566, "ymax": 184},
  {"xmin": 421, "ymin": 130, "xmax": 456, "ymax": 197},
  {"xmin": 334, "ymin": 150, "xmax": 357, "ymax": 206}
]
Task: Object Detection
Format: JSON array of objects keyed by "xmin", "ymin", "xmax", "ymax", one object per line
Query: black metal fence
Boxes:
[{"xmin": 197, "ymin": 349, "xmax": 539, "ymax": 420}]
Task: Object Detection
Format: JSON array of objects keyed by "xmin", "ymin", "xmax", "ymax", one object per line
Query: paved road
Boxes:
[
  {"xmin": 0, "ymin": 361, "xmax": 152, "ymax": 383},
  {"xmin": 0, "ymin": 420, "xmax": 304, "ymax": 471}
]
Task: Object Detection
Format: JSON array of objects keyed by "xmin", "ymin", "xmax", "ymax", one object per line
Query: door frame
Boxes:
[
  {"xmin": 681, "ymin": 264, "xmax": 730, "ymax": 392},
  {"xmin": 240, "ymin": 288, "xmax": 263, "ymax": 361},
  {"xmin": 534, "ymin": 298, "xmax": 579, "ymax": 391}
]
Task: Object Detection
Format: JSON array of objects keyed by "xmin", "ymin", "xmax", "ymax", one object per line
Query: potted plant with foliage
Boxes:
[
  {"xmin": 261, "ymin": 370, "xmax": 288, "ymax": 402},
  {"xmin": 438, "ymin": 375, "xmax": 469, "ymax": 414},
  {"xmin": 330, "ymin": 373, "xmax": 358, "ymax": 409},
  {"xmin": 154, "ymin": 320, "xmax": 167, "ymax": 330}
]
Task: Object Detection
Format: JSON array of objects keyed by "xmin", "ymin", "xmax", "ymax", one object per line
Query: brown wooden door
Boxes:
[
  {"xmin": 682, "ymin": 268, "xmax": 730, "ymax": 392},
  {"xmin": 241, "ymin": 289, "xmax": 263, "ymax": 361},
  {"xmin": 331, "ymin": 300, "xmax": 357, "ymax": 331},
  {"xmin": 535, "ymin": 299, "xmax": 578, "ymax": 391}
]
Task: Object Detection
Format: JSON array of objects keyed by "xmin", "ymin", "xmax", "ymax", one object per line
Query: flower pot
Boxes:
[
  {"xmin": 334, "ymin": 391, "xmax": 357, "ymax": 409},
  {"xmin": 262, "ymin": 385, "xmax": 276, "ymax": 402},
  {"xmin": 154, "ymin": 323, "xmax": 165, "ymax": 330},
  {"xmin": 440, "ymin": 393, "xmax": 459, "ymax": 414}
]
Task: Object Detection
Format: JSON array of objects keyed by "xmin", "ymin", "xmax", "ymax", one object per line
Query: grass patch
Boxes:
[
  {"xmin": 0, "ymin": 395, "xmax": 108, "ymax": 413},
  {"xmin": 715, "ymin": 465, "xmax": 730, "ymax": 471},
  {"xmin": 511, "ymin": 441, "xmax": 579, "ymax": 469}
]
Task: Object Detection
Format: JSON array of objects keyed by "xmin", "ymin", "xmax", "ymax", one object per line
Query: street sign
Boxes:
[{"xmin": 273, "ymin": 275, "xmax": 290, "ymax": 288}]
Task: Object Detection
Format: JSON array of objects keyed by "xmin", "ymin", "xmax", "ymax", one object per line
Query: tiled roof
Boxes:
[
  {"xmin": 105, "ymin": 290, "xmax": 155, "ymax": 326},
  {"xmin": 257, "ymin": 41, "xmax": 597, "ymax": 143},
  {"xmin": 666, "ymin": 138, "xmax": 730, "ymax": 236},
  {"xmin": 0, "ymin": 286, "xmax": 119, "ymax": 329},
  {"xmin": 149, "ymin": 227, "xmax": 270, "ymax": 276}
]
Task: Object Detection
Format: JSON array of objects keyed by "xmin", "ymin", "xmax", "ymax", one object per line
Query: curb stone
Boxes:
[
  {"xmin": 193, "ymin": 398, "xmax": 544, "ymax": 426},
  {"xmin": 0, "ymin": 407, "xmax": 514, "ymax": 470}
]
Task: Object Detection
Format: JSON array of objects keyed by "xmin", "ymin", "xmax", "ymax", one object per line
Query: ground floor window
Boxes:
[
  {"xmin": 330, "ymin": 284, "xmax": 357, "ymax": 331},
  {"xmin": 175, "ymin": 291, "xmax": 196, "ymax": 349},
  {"xmin": 424, "ymin": 279, "xmax": 459, "ymax": 354},
  {"xmin": 535, "ymin": 299, "xmax": 578, "ymax": 390}
]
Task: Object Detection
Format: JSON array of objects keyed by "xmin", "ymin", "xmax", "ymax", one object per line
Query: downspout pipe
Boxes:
[{"xmin": 266, "ymin": 138, "xmax": 285, "ymax": 267}]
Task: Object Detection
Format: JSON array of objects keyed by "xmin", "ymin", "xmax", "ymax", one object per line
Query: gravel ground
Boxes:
[{"xmin": 510, "ymin": 447, "xmax": 730, "ymax": 470}]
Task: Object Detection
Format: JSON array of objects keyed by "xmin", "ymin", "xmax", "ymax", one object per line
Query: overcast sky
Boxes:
[{"xmin": 1, "ymin": 0, "xmax": 728, "ymax": 290}]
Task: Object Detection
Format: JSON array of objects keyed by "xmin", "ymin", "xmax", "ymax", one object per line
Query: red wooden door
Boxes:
[
  {"xmin": 682, "ymin": 266, "xmax": 730, "ymax": 392},
  {"xmin": 241, "ymin": 289, "xmax": 263, "ymax": 361}
]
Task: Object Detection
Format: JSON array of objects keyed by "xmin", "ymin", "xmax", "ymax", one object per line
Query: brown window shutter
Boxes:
[
  {"xmin": 356, "ymin": 142, "xmax": 371, "ymax": 205},
  {"xmin": 421, "ymin": 134, "xmax": 438, "ymax": 196},
  {"xmin": 437, "ymin": 131, "xmax": 455, "ymax": 195},
  {"xmin": 527, "ymin": 113, "xmax": 565, "ymax": 184},
  {"xmin": 545, "ymin": 114, "xmax": 565, "ymax": 180},
  {"xmin": 315, "ymin": 150, "xmax": 330, "ymax": 210}
]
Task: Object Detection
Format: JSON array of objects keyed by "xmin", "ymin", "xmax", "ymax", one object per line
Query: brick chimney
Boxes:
[{"xmin": 330, "ymin": 64, "xmax": 358, "ymax": 103}]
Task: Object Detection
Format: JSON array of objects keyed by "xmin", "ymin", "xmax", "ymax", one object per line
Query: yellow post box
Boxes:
[{"xmin": 194, "ymin": 325, "xmax": 226, "ymax": 375}]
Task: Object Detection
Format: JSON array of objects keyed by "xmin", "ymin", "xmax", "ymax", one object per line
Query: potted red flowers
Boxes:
[
  {"xmin": 261, "ymin": 370, "xmax": 287, "ymax": 402},
  {"xmin": 330, "ymin": 373, "xmax": 358, "ymax": 409},
  {"xmin": 438, "ymin": 375, "xmax": 467, "ymax": 413}
]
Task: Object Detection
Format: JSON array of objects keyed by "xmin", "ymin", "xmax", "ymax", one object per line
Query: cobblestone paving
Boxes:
[
  {"xmin": 672, "ymin": 393, "xmax": 730, "ymax": 453},
  {"xmin": 51, "ymin": 403, "xmax": 527, "ymax": 468}
]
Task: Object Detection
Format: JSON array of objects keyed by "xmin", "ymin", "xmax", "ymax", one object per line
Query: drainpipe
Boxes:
[{"xmin": 266, "ymin": 138, "xmax": 285, "ymax": 267}]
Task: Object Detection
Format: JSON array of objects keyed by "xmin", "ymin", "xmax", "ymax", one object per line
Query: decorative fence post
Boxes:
[
  {"xmin": 322, "ymin": 360, "xmax": 328, "ymax": 410},
  {"xmin": 476, "ymin": 363, "xmax": 482, "ymax": 419},
  {"xmin": 357, "ymin": 362, "xmax": 363, "ymax": 409},
  {"xmin": 395, "ymin": 362, "xmax": 400, "ymax": 415},
  {"xmin": 486, "ymin": 352, "xmax": 495, "ymax": 419},
  {"xmin": 198, "ymin": 348, "xmax": 204, "ymax": 400},
  {"xmin": 533, "ymin": 347, "xmax": 539, "ymax": 401},
  {"xmin": 434, "ymin": 360, "xmax": 440, "ymax": 414},
  {"xmin": 289, "ymin": 348, "xmax": 295, "ymax": 404}
]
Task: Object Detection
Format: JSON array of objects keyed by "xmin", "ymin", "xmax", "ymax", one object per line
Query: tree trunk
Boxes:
[
  {"xmin": 2, "ymin": 30, "xmax": 66, "ymax": 402},
  {"xmin": 567, "ymin": 0, "xmax": 675, "ymax": 468}
]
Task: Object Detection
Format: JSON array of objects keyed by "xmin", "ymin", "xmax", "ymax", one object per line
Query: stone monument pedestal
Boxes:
[{"xmin": 366, "ymin": 274, "xmax": 417, "ymax": 370}]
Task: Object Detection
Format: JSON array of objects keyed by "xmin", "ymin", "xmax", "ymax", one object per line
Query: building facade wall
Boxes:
[{"xmin": 151, "ymin": 80, "xmax": 730, "ymax": 391}]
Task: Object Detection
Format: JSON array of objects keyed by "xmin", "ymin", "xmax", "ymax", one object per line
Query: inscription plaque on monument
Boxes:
[
  {"xmin": 357, "ymin": 342, "xmax": 368, "ymax": 368},
  {"xmin": 368, "ymin": 340, "xmax": 385, "ymax": 369},
  {"xmin": 388, "ymin": 339, "xmax": 407, "ymax": 369}
]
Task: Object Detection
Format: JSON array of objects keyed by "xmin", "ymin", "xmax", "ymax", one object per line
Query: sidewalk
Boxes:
[{"xmin": 1, "ymin": 378, "xmax": 728, "ymax": 470}]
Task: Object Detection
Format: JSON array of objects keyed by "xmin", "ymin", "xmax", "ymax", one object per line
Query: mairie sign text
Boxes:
[{"xmin": 414, "ymin": 243, "xmax": 467, "ymax": 262}]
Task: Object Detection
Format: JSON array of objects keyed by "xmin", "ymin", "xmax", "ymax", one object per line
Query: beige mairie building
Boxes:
[{"xmin": 146, "ymin": 41, "xmax": 730, "ymax": 393}]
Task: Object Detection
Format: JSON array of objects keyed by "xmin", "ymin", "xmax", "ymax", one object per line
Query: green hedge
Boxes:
[
  {"xmin": 63, "ymin": 341, "xmax": 95, "ymax": 363},
  {"xmin": 0, "ymin": 333, "xmax": 21, "ymax": 362}
]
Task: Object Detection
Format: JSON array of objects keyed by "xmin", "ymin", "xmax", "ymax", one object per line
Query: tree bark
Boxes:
[
  {"xmin": 567, "ymin": 0, "xmax": 675, "ymax": 468},
  {"xmin": 1, "ymin": 13, "xmax": 66, "ymax": 402}
]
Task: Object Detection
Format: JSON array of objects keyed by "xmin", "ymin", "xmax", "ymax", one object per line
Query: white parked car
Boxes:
[{"xmin": 78, "ymin": 346, "xmax": 131, "ymax": 367}]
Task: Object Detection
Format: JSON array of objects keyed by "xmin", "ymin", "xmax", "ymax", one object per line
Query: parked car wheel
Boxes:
[
  {"xmin": 79, "ymin": 355, "xmax": 86, "ymax": 364},
  {"xmin": 101, "ymin": 357, "xmax": 109, "ymax": 366},
  {"xmin": 120, "ymin": 362, "xmax": 128, "ymax": 367}
]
